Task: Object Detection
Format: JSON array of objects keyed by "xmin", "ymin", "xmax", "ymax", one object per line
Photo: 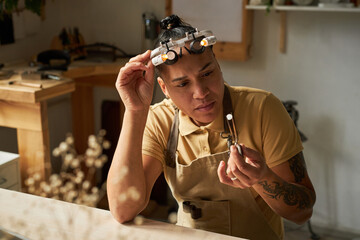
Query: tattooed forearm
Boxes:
[
  {"xmin": 258, "ymin": 180, "xmax": 312, "ymax": 209},
  {"xmin": 289, "ymin": 152, "xmax": 306, "ymax": 183}
]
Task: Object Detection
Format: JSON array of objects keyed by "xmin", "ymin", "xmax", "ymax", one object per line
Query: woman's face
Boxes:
[{"xmin": 157, "ymin": 47, "xmax": 224, "ymax": 126}]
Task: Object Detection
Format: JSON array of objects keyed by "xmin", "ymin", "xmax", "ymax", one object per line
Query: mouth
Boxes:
[{"xmin": 195, "ymin": 101, "xmax": 216, "ymax": 112}]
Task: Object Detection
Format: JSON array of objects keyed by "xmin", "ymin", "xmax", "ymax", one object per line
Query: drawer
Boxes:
[{"xmin": 0, "ymin": 162, "xmax": 19, "ymax": 189}]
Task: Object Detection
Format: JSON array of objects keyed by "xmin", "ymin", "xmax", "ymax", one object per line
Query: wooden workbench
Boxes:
[
  {"xmin": 0, "ymin": 188, "xmax": 245, "ymax": 240},
  {"xmin": 0, "ymin": 58, "xmax": 127, "ymax": 186},
  {"xmin": 0, "ymin": 70, "xmax": 75, "ymax": 186}
]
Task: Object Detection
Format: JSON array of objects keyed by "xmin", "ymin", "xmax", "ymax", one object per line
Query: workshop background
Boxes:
[{"xmin": 0, "ymin": 0, "xmax": 359, "ymax": 236}]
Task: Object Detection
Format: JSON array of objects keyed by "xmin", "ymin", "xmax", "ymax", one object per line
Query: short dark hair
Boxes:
[
  {"xmin": 154, "ymin": 15, "xmax": 215, "ymax": 78},
  {"xmin": 155, "ymin": 15, "xmax": 195, "ymax": 47},
  {"xmin": 154, "ymin": 15, "xmax": 195, "ymax": 76}
]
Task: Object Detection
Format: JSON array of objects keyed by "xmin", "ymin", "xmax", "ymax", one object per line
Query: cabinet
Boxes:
[{"xmin": 0, "ymin": 151, "xmax": 21, "ymax": 191}]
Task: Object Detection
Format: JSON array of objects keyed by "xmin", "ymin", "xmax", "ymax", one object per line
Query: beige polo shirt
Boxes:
[
  {"xmin": 142, "ymin": 85, "xmax": 303, "ymax": 239},
  {"xmin": 142, "ymin": 85, "xmax": 303, "ymax": 168}
]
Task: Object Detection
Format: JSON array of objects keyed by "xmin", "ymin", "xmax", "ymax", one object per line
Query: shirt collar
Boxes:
[{"xmin": 178, "ymin": 108, "xmax": 224, "ymax": 136}]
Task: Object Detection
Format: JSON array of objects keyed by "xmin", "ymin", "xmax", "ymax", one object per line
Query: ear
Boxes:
[{"xmin": 157, "ymin": 77, "xmax": 169, "ymax": 97}]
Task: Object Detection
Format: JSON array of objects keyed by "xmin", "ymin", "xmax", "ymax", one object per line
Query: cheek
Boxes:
[
  {"xmin": 170, "ymin": 91, "xmax": 194, "ymax": 112},
  {"xmin": 172, "ymin": 91, "xmax": 192, "ymax": 104},
  {"xmin": 207, "ymin": 76, "xmax": 224, "ymax": 94}
]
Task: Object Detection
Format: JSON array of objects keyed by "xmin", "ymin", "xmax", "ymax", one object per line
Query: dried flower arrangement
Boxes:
[
  {"xmin": 22, "ymin": 129, "xmax": 177, "ymax": 228},
  {"xmin": 24, "ymin": 130, "xmax": 111, "ymax": 207}
]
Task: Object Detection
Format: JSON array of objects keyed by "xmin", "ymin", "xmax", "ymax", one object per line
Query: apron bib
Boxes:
[{"xmin": 163, "ymin": 86, "xmax": 281, "ymax": 240}]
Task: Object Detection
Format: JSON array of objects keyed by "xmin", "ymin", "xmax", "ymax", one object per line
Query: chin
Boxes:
[{"xmin": 193, "ymin": 113, "xmax": 217, "ymax": 126}]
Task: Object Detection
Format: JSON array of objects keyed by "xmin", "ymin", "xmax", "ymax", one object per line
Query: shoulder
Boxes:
[
  {"xmin": 227, "ymin": 85, "xmax": 277, "ymax": 110},
  {"xmin": 148, "ymin": 99, "xmax": 175, "ymax": 121},
  {"xmin": 146, "ymin": 99, "xmax": 175, "ymax": 133},
  {"xmin": 228, "ymin": 85, "xmax": 272, "ymax": 99},
  {"xmin": 143, "ymin": 99, "xmax": 176, "ymax": 166}
]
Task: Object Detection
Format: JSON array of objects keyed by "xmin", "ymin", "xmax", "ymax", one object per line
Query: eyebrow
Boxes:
[
  {"xmin": 171, "ymin": 62, "xmax": 213, "ymax": 83},
  {"xmin": 199, "ymin": 62, "xmax": 213, "ymax": 72}
]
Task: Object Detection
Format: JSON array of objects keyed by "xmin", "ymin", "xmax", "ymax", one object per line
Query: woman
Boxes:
[{"xmin": 107, "ymin": 15, "xmax": 316, "ymax": 240}]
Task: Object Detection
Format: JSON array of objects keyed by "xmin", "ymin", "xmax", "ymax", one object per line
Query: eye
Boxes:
[
  {"xmin": 201, "ymin": 71, "xmax": 213, "ymax": 77},
  {"xmin": 177, "ymin": 81, "xmax": 188, "ymax": 87}
]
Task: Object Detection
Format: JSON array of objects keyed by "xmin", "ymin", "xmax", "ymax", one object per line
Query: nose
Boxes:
[{"xmin": 193, "ymin": 82, "xmax": 209, "ymax": 99}]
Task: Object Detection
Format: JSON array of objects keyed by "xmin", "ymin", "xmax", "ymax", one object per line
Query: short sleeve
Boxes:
[
  {"xmin": 142, "ymin": 108, "xmax": 170, "ymax": 168},
  {"xmin": 261, "ymin": 94, "xmax": 303, "ymax": 168}
]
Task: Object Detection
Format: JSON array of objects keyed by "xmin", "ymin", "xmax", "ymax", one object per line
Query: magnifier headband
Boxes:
[{"xmin": 151, "ymin": 29, "xmax": 216, "ymax": 66}]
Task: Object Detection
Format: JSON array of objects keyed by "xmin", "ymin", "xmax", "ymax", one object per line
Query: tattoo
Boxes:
[
  {"xmin": 258, "ymin": 180, "xmax": 311, "ymax": 209},
  {"xmin": 289, "ymin": 152, "xmax": 306, "ymax": 183}
]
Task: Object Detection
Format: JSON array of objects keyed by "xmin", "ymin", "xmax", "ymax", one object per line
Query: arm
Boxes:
[
  {"xmin": 218, "ymin": 146, "xmax": 316, "ymax": 225},
  {"xmin": 107, "ymin": 51, "xmax": 163, "ymax": 223},
  {"xmin": 254, "ymin": 151, "xmax": 315, "ymax": 224}
]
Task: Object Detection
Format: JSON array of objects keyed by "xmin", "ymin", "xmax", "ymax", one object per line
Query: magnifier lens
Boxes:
[
  {"xmin": 190, "ymin": 39, "xmax": 205, "ymax": 54},
  {"xmin": 164, "ymin": 50, "xmax": 178, "ymax": 65},
  {"xmin": 192, "ymin": 40, "xmax": 202, "ymax": 50},
  {"xmin": 166, "ymin": 51, "xmax": 177, "ymax": 61}
]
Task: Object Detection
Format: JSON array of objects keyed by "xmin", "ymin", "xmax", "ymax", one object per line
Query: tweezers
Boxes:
[{"xmin": 226, "ymin": 113, "xmax": 242, "ymax": 156}]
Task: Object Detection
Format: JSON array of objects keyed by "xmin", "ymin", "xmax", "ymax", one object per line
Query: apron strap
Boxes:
[
  {"xmin": 164, "ymin": 107, "xmax": 179, "ymax": 168},
  {"xmin": 222, "ymin": 85, "xmax": 233, "ymax": 134},
  {"xmin": 164, "ymin": 85, "xmax": 233, "ymax": 168}
]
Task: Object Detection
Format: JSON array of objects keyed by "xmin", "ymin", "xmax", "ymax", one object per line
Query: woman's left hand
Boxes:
[{"xmin": 217, "ymin": 144, "xmax": 272, "ymax": 189}]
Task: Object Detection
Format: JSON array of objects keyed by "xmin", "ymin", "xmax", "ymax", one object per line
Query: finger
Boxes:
[
  {"xmin": 118, "ymin": 62, "xmax": 148, "ymax": 81},
  {"xmin": 232, "ymin": 145, "xmax": 260, "ymax": 171},
  {"xmin": 245, "ymin": 157, "xmax": 260, "ymax": 168},
  {"xmin": 122, "ymin": 61, "xmax": 154, "ymax": 82},
  {"xmin": 122, "ymin": 62, "xmax": 148, "ymax": 74},
  {"xmin": 229, "ymin": 146, "xmax": 257, "ymax": 184},
  {"xmin": 229, "ymin": 145, "xmax": 247, "ymax": 171},
  {"xmin": 240, "ymin": 144, "xmax": 261, "ymax": 168},
  {"xmin": 129, "ymin": 50, "xmax": 151, "ymax": 64},
  {"xmin": 231, "ymin": 179, "xmax": 249, "ymax": 189},
  {"xmin": 226, "ymin": 159, "xmax": 241, "ymax": 180},
  {"xmin": 227, "ymin": 165, "xmax": 250, "ymax": 188},
  {"xmin": 230, "ymin": 145, "xmax": 242, "ymax": 157},
  {"xmin": 217, "ymin": 161, "xmax": 234, "ymax": 186},
  {"xmin": 146, "ymin": 55, "xmax": 154, "ymax": 68},
  {"xmin": 225, "ymin": 154, "xmax": 237, "ymax": 178},
  {"xmin": 143, "ymin": 61, "xmax": 155, "ymax": 83},
  {"xmin": 226, "ymin": 166, "xmax": 242, "ymax": 183},
  {"xmin": 229, "ymin": 165, "xmax": 251, "ymax": 187},
  {"xmin": 219, "ymin": 161, "xmax": 249, "ymax": 189},
  {"xmin": 240, "ymin": 144, "xmax": 259, "ymax": 159}
]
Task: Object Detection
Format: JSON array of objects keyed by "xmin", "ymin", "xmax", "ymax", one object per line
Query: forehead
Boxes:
[{"xmin": 159, "ymin": 47, "xmax": 216, "ymax": 81}]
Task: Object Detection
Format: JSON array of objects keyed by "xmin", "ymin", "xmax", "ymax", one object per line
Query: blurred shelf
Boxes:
[
  {"xmin": 246, "ymin": 4, "xmax": 360, "ymax": 12},
  {"xmin": 246, "ymin": 2, "xmax": 360, "ymax": 54},
  {"xmin": 246, "ymin": 5, "xmax": 269, "ymax": 10}
]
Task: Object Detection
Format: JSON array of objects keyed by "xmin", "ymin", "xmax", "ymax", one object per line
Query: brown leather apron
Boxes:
[{"xmin": 163, "ymin": 86, "xmax": 281, "ymax": 240}]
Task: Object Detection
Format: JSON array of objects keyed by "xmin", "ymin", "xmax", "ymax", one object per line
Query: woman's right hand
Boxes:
[{"xmin": 116, "ymin": 50, "xmax": 155, "ymax": 112}]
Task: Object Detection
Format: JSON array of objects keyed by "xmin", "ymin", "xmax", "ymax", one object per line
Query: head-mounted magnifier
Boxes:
[{"xmin": 151, "ymin": 29, "xmax": 216, "ymax": 66}]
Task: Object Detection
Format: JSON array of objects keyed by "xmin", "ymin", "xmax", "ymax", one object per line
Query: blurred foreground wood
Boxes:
[{"xmin": 0, "ymin": 188, "xmax": 246, "ymax": 240}]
